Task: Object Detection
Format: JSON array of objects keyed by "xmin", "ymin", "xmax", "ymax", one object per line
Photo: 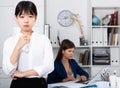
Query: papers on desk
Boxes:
[
  {"xmin": 80, "ymin": 84, "xmax": 97, "ymax": 88},
  {"xmin": 48, "ymin": 81, "xmax": 86, "ymax": 88},
  {"xmin": 48, "ymin": 81, "xmax": 110, "ymax": 88},
  {"xmin": 51, "ymin": 86, "xmax": 68, "ymax": 88},
  {"xmin": 95, "ymin": 81, "xmax": 110, "ymax": 88}
]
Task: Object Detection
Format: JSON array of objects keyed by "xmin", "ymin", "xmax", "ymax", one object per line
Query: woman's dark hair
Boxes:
[
  {"xmin": 15, "ymin": 1, "xmax": 37, "ymax": 17},
  {"xmin": 55, "ymin": 39, "xmax": 75, "ymax": 61}
]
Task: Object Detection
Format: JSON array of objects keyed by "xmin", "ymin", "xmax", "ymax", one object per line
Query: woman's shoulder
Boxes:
[
  {"xmin": 4, "ymin": 34, "xmax": 17, "ymax": 44},
  {"xmin": 69, "ymin": 59, "xmax": 78, "ymax": 65},
  {"xmin": 54, "ymin": 60, "xmax": 62, "ymax": 67},
  {"xmin": 54, "ymin": 60, "xmax": 61, "ymax": 64},
  {"xmin": 70, "ymin": 59, "xmax": 76, "ymax": 62}
]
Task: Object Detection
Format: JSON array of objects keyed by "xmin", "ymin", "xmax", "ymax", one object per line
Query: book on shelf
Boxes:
[
  {"xmin": 79, "ymin": 53, "xmax": 84, "ymax": 65},
  {"xmin": 108, "ymin": 28, "xmax": 119, "ymax": 46},
  {"xmin": 79, "ymin": 50, "xmax": 90, "ymax": 65},
  {"xmin": 110, "ymin": 28, "xmax": 115, "ymax": 45},
  {"xmin": 108, "ymin": 11, "xmax": 118, "ymax": 26},
  {"xmin": 114, "ymin": 34, "xmax": 119, "ymax": 46},
  {"xmin": 113, "ymin": 11, "xmax": 118, "ymax": 25},
  {"xmin": 112, "ymin": 34, "xmax": 116, "ymax": 45}
]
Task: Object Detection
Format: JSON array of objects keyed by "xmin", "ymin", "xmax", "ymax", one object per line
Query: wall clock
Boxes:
[{"xmin": 57, "ymin": 10, "xmax": 74, "ymax": 27}]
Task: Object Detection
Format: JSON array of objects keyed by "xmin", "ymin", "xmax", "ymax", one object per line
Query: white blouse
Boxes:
[{"xmin": 2, "ymin": 31, "xmax": 54, "ymax": 78}]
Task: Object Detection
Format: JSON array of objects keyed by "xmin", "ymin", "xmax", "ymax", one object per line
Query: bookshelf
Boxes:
[{"xmin": 91, "ymin": 6, "xmax": 120, "ymax": 78}]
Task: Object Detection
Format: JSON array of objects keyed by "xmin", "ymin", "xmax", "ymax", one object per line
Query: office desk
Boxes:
[{"xmin": 48, "ymin": 81, "xmax": 110, "ymax": 88}]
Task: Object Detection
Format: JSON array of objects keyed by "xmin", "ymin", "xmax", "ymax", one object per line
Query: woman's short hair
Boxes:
[{"xmin": 15, "ymin": 1, "xmax": 37, "ymax": 17}]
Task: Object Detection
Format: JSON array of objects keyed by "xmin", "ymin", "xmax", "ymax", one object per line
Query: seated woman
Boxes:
[{"xmin": 47, "ymin": 39, "xmax": 89, "ymax": 84}]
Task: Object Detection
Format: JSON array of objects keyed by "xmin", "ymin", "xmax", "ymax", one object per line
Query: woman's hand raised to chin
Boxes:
[
  {"xmin": 15, "ymin": 34, "xmax": 31, "ymax": 50},
  {"xmin": 10, "ymin": 34, "xmax": 31, "ymax": 65}
]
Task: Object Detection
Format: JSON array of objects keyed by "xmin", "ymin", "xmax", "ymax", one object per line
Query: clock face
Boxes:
[{"xmin": 57, "ymin": 10, "xmax": 73, "ymax": 27}]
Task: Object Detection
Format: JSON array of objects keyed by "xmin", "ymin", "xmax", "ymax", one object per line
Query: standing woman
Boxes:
[
  {"xmin": 47, "ymin": 39, "xmax": 89, "ymax": 84},
  {"xmin": 2, "ymin": 1, "xmax": 54, "ymax": 88}
]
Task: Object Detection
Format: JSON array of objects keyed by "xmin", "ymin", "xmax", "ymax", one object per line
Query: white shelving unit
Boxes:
[{"xmin": 91, "ymin": 5, "xmax": 120, "ymax": 78}]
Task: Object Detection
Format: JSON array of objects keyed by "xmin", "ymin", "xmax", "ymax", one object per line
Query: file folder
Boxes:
[
  {"xmin": 92, "ymin": 28, "xmax": 103, "ymax": 46},
  {"xmin": 110, "ymin": 47, "xmax": 120, "ymax": 65},
  {"xmin": 103, "ymin": 28, "xmax": 108, "ymax": 46},
  {"xmin": 92, "ymin": 28, "xmax": 108, "ymax": 46}
]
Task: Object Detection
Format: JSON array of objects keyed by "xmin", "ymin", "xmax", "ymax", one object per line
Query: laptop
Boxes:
[{"xmin": 75, "ymin": 73, "xmax": 100, "ymax": 85}]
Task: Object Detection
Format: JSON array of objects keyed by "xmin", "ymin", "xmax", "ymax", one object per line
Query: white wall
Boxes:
[
  {"xmin": 45, "ymin": 0, "xmax": 91, "ymax": 47},
  {"xmin": 0, "ymin": 2, "xmax": 14, "ymax": 68},
  {"xmin": 91, "ymin": 0, "xmax": 120, "ymax": 7}
]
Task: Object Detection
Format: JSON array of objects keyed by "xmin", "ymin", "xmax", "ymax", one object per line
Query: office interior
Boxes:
[{"xmin": 0, "ymin": 0, "xmax": 120, "ymax": 88}]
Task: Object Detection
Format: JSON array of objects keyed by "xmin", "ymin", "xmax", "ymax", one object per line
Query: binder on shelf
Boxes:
[
  {"xmin": 110, "ymin": 47, "xmax": 120, "ymax": 66},
  {"xmin": 92, "ymin": 28, "xmax": 103, "ymax": 46},
  {"xmin": 92, "ymin": 27, "xmax": 108, "ymax": 46},
  {"xmin": 103, "ymin": 28, "xmax": 108, "ymax": 46},
  {"xmin": 44, "ymin": 24, "xmax": 50, "ymax": 38}
]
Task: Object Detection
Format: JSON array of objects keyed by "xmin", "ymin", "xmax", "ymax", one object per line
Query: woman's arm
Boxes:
[
  {"xmin": 72, "ymin": 59, "xmax": 89, "ymax": 80},
  {"xmin": 3, "ymin": 34, "xmax": 30, "ymax": 77},
  {"xmin": 12, "ymin": 69, "xmax": 39, "ymax": 80},
  {"xmin": 10, "ymin": 35, "xmax": 30, "ymax": 65},
  {"xmin": 33, "ymin": 36, "xmax": 54, "ymax": 77}
]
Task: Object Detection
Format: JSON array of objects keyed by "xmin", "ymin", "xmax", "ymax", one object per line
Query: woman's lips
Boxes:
[{"xmin": 24, "ymin": 25, "xmax": 29, "ymax": 27}]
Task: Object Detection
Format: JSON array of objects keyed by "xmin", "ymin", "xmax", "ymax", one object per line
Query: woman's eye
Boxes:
[
  {"xmin": 19, "ymin": 15, "xmax": 24, "ymax": 18},
  {"xmin": 29, "ymin": 15, "xmax": 33, "ymax": 18}
]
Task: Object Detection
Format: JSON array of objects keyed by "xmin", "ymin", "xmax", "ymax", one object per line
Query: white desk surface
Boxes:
[{"xmin": 48, "ymin": 81, "xmax": 110, "ymax": 88}]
